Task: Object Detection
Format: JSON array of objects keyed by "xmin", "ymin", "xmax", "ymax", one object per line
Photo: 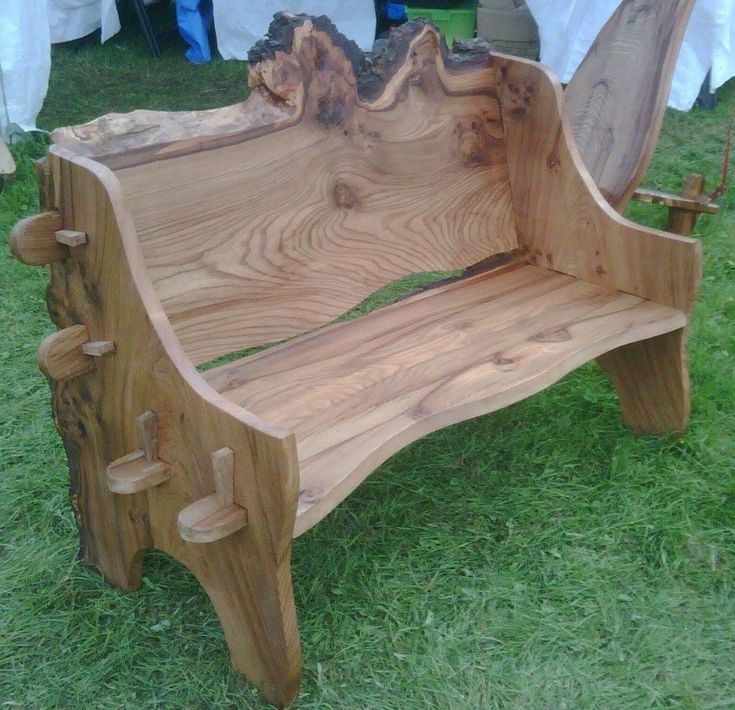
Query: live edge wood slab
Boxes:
[{"xmin": 10, "ymin": 13, "xmax": 702, "ymax": 706}]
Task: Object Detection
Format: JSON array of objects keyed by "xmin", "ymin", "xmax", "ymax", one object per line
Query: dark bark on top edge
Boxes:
[{"xmin": 248, "ymin": 13, "xmax": 493, "ymax": 104}]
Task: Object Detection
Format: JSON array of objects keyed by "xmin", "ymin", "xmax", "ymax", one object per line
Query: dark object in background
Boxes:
[
  {"xmin": 476, "ymin": 0, "xmax": 539, "ymax": 59},
  {"xmin": 128, "ymin": 0, "xmax": 162, "ymax": 58},
  {"xmin": 697, "ymin": 71, "xmax": 718, "ymax": 110},
  {"xmin": 375, "ymin": 1, "xmax": 407, "ymax": 37}
]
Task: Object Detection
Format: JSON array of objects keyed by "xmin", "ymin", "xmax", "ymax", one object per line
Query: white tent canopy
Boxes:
[{"xmin": 526, "ymin": 0, "xmax": 735, "ymax": 111}]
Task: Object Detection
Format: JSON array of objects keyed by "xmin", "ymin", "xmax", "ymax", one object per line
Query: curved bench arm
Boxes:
[{"xmin": 496, "ymin": 55, "xmax": 702, "ymax": 314}]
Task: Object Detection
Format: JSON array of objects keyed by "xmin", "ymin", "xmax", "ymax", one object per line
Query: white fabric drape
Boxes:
[
  {"xmin": 526, "ymin": 0, "xmax": 735, "ymax": 111},
  {"xmin": 1, "ymin": 0, "xmax": 120, "ymax": 138},
  {"xmin": 48, "ymin": 0, "xmax": 121, "ymax": 44},
  {"xmin": 213, "ymin": 1, "xmax": 377, "ymax": 59},
  {"xmin": 0, "ymin": 0, "xmax": 51, "ymax": 138}
]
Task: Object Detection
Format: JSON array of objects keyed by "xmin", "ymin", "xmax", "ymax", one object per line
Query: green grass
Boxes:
[{"xmin": 2, "ymin": 18, "xmax": 735, "ymax": 708}]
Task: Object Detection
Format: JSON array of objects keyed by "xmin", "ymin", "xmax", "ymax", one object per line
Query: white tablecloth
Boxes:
[{"xmin": 526, "ymin": 0, "xmax": 735, "ymax": 111}]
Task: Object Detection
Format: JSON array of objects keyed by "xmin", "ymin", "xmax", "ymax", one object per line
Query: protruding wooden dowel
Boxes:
[
  {"xmin": 212, "ymin": 447, "xmax": 235, "ymax": 508},
  {"xmin": 55, "ymin": 229, "xmax": 87, "ymax": 247},
  {"xmin": 136, "ymin": 410, "xmax": 160, "ymax": 462},
  {"xmin": 178, "ymin": 447, "xmax": 248, "ymax": 544},
  {"xmin": 37, "ymin": 325, "xmax": 95, "ymax": 380},
  {"xmin": 106, "ymin": 411, "xmax": 171, "ymax": 494},
  {"xmin": 82, "ymin": 340, "xmax": 116, "ymax": 357},
  {"xmin": 9, "ymin": 211, "xmax": 66, "ymax": 265}
]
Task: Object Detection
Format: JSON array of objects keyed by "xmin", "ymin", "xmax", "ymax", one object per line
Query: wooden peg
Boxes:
[
  {"xmin": 55, "ymin": 229, "xmax": 87, "ymax": 247},
  {"xmin": 37, "ymin": 325, "xmax": 95, "ymax": 380},
  {"xmin": 82, "ymin": 341, "xmax": 116, "ymax": 357},
  {"xmin": 212, "ymin": 447, "xmax": 235, "ymax": 508},
  {"xmin": 106, "ymin": 411, "xmax": 171, "ymax": 494},
  {"xmin": 178, "ymin": 447, "xmax": 248, "ymax": 544},
  {"xmin": 136, "ymin": 410, "xmax": 159, "ymax": 462},
  {"xmin": 9, "ymin": 211, "xmax": 66, "ymax": 265}
]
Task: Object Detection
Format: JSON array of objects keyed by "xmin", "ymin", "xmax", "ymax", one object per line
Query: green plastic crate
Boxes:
[{"xmin": 405, "ymin": 0, "xmax": 477, "ymax": 47}]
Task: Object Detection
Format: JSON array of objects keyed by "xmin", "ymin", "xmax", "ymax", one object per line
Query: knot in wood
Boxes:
[{"xmin": 333, "ymin": 181, "xmax": 356, "ymax": 208}]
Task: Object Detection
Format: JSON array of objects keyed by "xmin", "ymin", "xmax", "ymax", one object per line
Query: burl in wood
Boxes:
[{"xmin": 10, "ymin": 14, "xmax": 701, "ymax": 706}]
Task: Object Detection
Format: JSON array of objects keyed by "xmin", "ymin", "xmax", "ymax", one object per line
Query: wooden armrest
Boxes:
[
  {"xmin": 633, "ymin": 187, "xmax": 718, "ymax": 214},
  {"xmin": 495, "ymin": 55, "xmax": 702, "ymax": 314}
]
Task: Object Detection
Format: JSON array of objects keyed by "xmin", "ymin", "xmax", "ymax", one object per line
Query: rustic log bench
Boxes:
[{"xmin": 10, "ymin": 14, "xmax": 702, "ymax": 706}]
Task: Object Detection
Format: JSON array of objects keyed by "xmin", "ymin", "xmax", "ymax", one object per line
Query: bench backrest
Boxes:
[{"xmin": 115, "ymin": 19, "xmax": 518, "ymax": 365}]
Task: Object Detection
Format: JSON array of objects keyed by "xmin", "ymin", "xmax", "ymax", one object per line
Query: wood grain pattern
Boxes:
[
  {"xmin": 55, "ymin": 229, "xmax": 87, "ymax": 247},
  {"xmin": 565, "ymin": 0, "xmax": 695, "ymax": 211},
  {"xmin": 666, "ymin": 174, "xmax": 709, "ymax": 235},
  {"xmin": 634, "ymin": 187, "xmax": 717, "ymax": 214},
  {"xmin": 598, "ymin": 328, "xmax": 690, "ymax": 434},
  {"xmin": 43, "ymin": 147, "xmax": 302, "ymax": 706},
  {"xmin": 9, "ymin": 211, "xmax": 66, "ymax": 265},
  {"xmin": 37, "ymin": 324, "xmax": 95, "ymax": 380},
  {"xmin": 82, "ymin": 340, "xmax": 116, "ymax": 357},
  {"xmin": 106, "ymin": 451, "xmax": 171, "ymax": 494},
  {"xmin": 178, "ymin": 495, "xmax": 249, "ymax": 544},
  {"xmin": 50, "ymin": 90, "xmax": 296, "ymax": 171},
  {"xmin": 205, "ymin": 261, "xmax": 686, "ymax": 536},
  {"xmin": 12, "ymin": 13, "xmax": 705, "ymax": 706},
  {"xmin": 113, "ymin": 20, "xmax": 516, "ymax": 364},
  {"xmin": 496, "ymin": 55, "xmax": 702, "ymax": 313}
]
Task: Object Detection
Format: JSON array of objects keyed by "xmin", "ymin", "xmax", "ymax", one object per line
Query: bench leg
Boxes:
[
  {"xmin": 597, "ymin": 328, "xmax": 690, "ymax": 435},
  {"xmin": 178, "ymin": 536, "xmax": 302, "ymax": 707}
]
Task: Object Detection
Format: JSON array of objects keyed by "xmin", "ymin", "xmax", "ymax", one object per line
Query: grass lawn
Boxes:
[{"xmin": 2, "ymin": 11, "xmax": 734, "ymax": 708}]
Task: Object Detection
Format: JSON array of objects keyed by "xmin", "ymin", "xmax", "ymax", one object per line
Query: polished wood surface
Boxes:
[
  {"xmin": 113, "ymin": 21, "xmax": 517, "ymax": 364},
  {"xmin": 10, "ymin": 13, "xmax": 703, "ymax": 707},
  {"xmin": 564, "ymin": 0, "xmax": 695, "ymax": 211},
  {"xmin": 205, "ymin": 261, "xmax": 686, "ymax": 535},
  {"xmin": 42, "ymin": 148, "xmax": 302, "ymax": 705},
  {"xmin": 496, "ymin": 55, "xmax": 702, "ymax": 314}
]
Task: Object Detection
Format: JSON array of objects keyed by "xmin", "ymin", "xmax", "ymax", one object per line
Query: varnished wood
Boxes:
[
  {"xmin": 55, "ymin": 229, "xmax": 87, "ymax": 247},
  {"xmin": 212, "ymin": 447, "xmax": 235, "ymax": 509},
  {"xmin": 82, "ymin": 340, "xmax": 116, "ymax": 357},
  {"xmin": 110, "ymin": 20, "xmax": 515, "ymax": 363},
  {"xmin": 106, "ymin": 451, "xmax": 171, "ymax": 494},
  {"xmin": 178, "ymin": 495, "xmax": 249, "ymax": 543},
  {"xmin": 496, "ymin": 55, "xmax": 702, "ymax": 313},
  {"xmin": 106, "ymin": 411, "xmax": 171, "ymax": 494},
  {"xmin": 205, "ymin": 262, "xmax": 686, "ymax": 535},
  {"xmin": 9, "ymin": 211, "xmax": 66, "ymax": 265},
  {"xmin": 37, "ymin": 324, "xmax": 94, "ymax": 380},
  {"xmin": 667, "ymin": 174, "xmax": 708, "ymax": 235},
  {"xmin": 565, "ymin": 0, "xmax": 695, "ymax": 211},
  {"xmin": 598, "ymin": 328, "xmax": 690, "ymax": 434},
  {"xmin": 43, "ymin": 148, "xmax": 301, "ymax": 705},
  {"xmin": 10, "ymin": 13, "xmax": 703, "ymax": 707},
  {"xmin": 178, "ymin": 447, "xmax": 249, "ymax": 543}
]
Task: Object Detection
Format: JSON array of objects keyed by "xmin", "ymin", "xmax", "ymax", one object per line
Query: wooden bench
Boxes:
[{"xmin": 10, "ymin": 14, "xmax": 701, "ymax": 706}]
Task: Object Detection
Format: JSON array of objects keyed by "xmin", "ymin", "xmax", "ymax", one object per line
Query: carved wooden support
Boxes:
[
  {"xmin": 106, "ymin": 411, "xmax": 171, "ymax": 494},
  {"xmin": 10, "ymin": 211, "xmax": 66, "ymax": 265},
  {"xmin": 633, "ymin": 174, "xmax": 718, "ymax": 236},
  {"xmin": 178, "ymin": 447, "xmax": 249, "ymax": 543},
  {"xmin": 37, "ymin": 324, "xmax": 115, "ymax": 380}
]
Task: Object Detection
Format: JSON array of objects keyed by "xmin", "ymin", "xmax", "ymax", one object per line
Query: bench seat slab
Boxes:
[{"xmin": 205, "ymin": 261, "xmax": 686, "ymax": 536}]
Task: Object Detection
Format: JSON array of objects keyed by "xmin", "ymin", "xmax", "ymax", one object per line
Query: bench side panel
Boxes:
[
  {"xmin": 41, "ymin": 147, "xmax": 303, "ymax": 704},
  {"xmin": 496, "ymin": 55, "xmax": 702, "ymax": 314}
]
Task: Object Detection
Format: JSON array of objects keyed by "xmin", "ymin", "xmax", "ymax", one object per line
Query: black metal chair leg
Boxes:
[{"xmin": 129, "ymin": 0, "xmax": 162, "ymax": 59}]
